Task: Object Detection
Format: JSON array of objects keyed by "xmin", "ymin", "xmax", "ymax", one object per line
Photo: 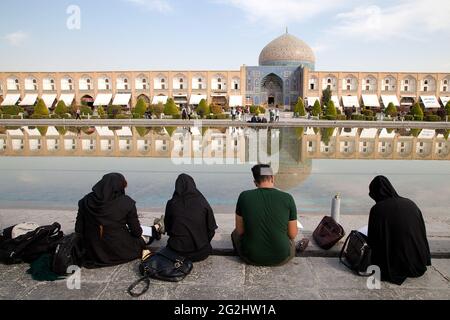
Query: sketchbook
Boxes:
[{"xmin": 141, "ymin": 225, "xmax": 153, "ymax": 237}]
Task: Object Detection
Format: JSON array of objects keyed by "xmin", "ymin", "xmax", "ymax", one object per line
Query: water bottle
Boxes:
[{"xmin": 331, "ymin": 193, "xmax": 341, "ymax": 223}]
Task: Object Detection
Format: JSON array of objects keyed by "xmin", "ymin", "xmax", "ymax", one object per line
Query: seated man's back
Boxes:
[{"xmin": 236, "ymin": 187, "xmax": 297, "ymax": 266}]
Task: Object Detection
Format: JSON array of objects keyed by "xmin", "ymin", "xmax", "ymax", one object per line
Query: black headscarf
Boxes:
[
  {"xmin": 84, "ymin": 173, "xmax": 127, "ymax": 216},
  {"xmin": 367, "ymin": 176, "xmax": 431, "ymax": 285},
  {"xmin": 369, "ymin": 175, "xmax": 400, "ymax": 202},
  {"xmin": 165, "ymin": 174, "xmax": 217, "ymax": 261}
]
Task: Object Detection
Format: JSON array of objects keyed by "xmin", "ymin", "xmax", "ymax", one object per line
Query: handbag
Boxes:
[
  {"xmin": 312, "ymin": 216, "xmax": 345, "ymax": 250},
  {"xmin": 339, "ymin": 230, "xmax": 373, "ymax": 276},
  {"xmin": 127, "ymin": 247, "xmax": 193, "ymax": 297}
]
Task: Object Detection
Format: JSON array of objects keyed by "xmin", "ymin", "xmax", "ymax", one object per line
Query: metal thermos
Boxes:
[{"xmin": 331, "ymin": 194, "xmax": 341, "ymax": 223}]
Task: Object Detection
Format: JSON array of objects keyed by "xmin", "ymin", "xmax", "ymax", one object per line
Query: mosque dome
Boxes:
[{"xmin": 258, "ymin": 32, "xmax": 315, "ymax": 67}]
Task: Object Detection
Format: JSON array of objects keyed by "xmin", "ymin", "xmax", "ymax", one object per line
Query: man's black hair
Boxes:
[{"xmin": 251, "ymin": 164, "xmax": 273, "ymax": 184}]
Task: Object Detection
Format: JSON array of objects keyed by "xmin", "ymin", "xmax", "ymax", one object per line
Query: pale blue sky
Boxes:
[{"xmin": 0, "ymin": 0, "xmax": 449, "ymax": 72}]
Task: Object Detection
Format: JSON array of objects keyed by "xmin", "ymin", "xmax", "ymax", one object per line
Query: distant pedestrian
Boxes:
[
  {"xmin": 231, "ymin": 108, "xmax": 236, "ymax": 120},
  {"xmin": 275, "ymin": 106, "xmax": 280, "ymax": 122},
  {"xmin": 181, "ymin": 107, "xmax": 188, "ymax": 120},
  {"xmin": 76, "ymin": 107, "xmax": 81, "ymax": 120}
]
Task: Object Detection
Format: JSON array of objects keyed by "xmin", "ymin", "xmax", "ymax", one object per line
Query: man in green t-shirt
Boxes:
[{"xmin": 231, "ymin": 164, "xmax": 303, "ymax": 266}]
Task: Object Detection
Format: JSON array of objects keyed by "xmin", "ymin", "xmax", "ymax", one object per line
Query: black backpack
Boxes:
[
  {"xmin": 52, "ymin": 233, "xmax": 85, "ymax": 276},
  {"xmin": 0, "ymin": 222, "xmax": 64, "ymax": 264}
]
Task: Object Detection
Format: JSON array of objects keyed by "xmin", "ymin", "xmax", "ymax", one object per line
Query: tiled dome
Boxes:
[{"xmin": 259, "ymin": 33, "xmax": 315, "ymax": 67}]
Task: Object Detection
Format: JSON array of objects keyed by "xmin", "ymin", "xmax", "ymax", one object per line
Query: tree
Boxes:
[
  {"xmin": 33, "ymin": 99, "xmax": 49, "ymax": 116},
  {"xmin": 385, "ymin": 102, "xmax": 398, "ymax": 117},
  {"xmin": 312, "ymin": 100, "xmax": 322, "ymax": 117},
  {"xmin": 445, "ymin": 101, "xmax": 450, "ymax": 116},
  {"xmin": 97, "ymin": 106, "xmax": 106, "ymax": 117},
  {"xmin": 321, "ymin": 87, "xmax": 332, "ymax": 108},
  {"xmin": 197, "ymin": 99, "xmax": 210, "ymax": 118},
  {"xmin": 411, "ymin": 102, "xmax": 424, "ymax": 121},
  {"xmin": 211, "ymin": 104, "xmax": 223, "ymax": 115},
  {"xmin": 54, "ymin": 100, "xmax": 68, "ymax": 116},
  {"xmin": 325, "ymin": 100, "xmax": 337, "ymax": 117},
  {"xmin": 294, "ymin": 98, "xmax": 306, "ymax": 117},
  {"xmin": 134, "ymin": 97, "xmax": 147, "ymax": 117},
  {"xmin": 163, "ymin": 98, "xmax": 179, "ymax": 116}
]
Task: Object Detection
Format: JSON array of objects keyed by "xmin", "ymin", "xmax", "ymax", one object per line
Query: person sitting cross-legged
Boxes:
[{"xmin": 231, "ymin": 164, "xmax": 308, "ymax": 266}]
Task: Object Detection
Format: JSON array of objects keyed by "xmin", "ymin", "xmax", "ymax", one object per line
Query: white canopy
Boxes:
[
  {"xmin": 19, "ymin": 94, "xmax": 38, "ymax": 106},
  {"xmin": 116, "ymin": 127, "xmax": 133, "ymax": 137},
  {"xmin": 95, "ymin": 126, "xmax": 115, "ymax": 137},
  {"xmin": 229, "ymin": 95, "xmax": 243, "ymax": 107},
  {"xmin": 307, "ymin": 97, "xmax": 320, "ymax": 107},
  {"xmin": 379, "ymin": 129, "xmax": 396, "ymax": 139},
  {"xmin": 381, "ymin": 95, "xmax": 400, "ymax": 107},
  {"xmin": 189, "ymin": 95, "xmax": 207, "ymax": 105},
  {"xmin": 360, "ymin": 128, "xmax": 378, "ymax": 139},
  {"xmin": 6, "ymin": 129, "xmax": 23, "ymax": 136},
  {"xmin": 112, "ymin": 93, "xmax": 131, "ymax": 106},
  {"xmin": 58, "ymin": 94, "xmax": 75, "ymax": 106},
  {"xmin": 41, "ymin": 94, "xmax": 57, "ymax": 108},
  {"xmin": 420, "ymin": 96, "xmax": 440, "ymax": 109},
  {"xmin": 342, "ymin": 96, "xmax": 360, "ymax": 108},
  {"xmin": 331, "ymin": 96, "xmax": 342, "ymax": 110},
  {"xmin": 418, "ymin": 129, "xmax": 435, "ymax": 139},
  {"xmin": 440, "ymin": 96, "xmax": 450, "ymax": 106},
  {"xmin": 46, "ymin": 126, "xmax": 60, "ymax": 136},
  {"xmin": 152, "ymin": 96, "xmax": 168, "ymax": 104},
  {"xmin": 94, "ymin": 93, "xmax": 113, "ymax": 106},
  {"xmin": 23, "ymin": 127, "xmax": 41, "ymax": 136},
  {"xmin": 362, "ymin": 94, "xmax": 380, "ymax": 107},
  {"xmin": 1, "ymin": 94, "xmax": 21, "ymax": 106}
]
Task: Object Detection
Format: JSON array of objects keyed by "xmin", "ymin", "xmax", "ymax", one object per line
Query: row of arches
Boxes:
[
  {"xmin": 308, "ymin": 74, "xmax": 450, "ymax": 93},
  {"xmin": 0, "ymin": 74, "xmax": 241, "ymax": 92}
]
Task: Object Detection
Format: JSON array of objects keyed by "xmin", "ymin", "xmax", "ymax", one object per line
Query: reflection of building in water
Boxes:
[{"xmin": 1, "ymin": 127, "xmax": 449, "ymax": 162}]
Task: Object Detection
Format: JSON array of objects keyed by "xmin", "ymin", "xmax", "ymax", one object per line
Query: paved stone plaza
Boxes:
[{"xmin": 0, "ymin": 209, "xmax": 449, "ymax": 300}]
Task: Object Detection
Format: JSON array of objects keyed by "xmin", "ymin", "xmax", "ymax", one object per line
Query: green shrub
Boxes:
[
  {"xmin": 258, "ymin": 106, "xmax": 266, "ymax": 114},
  {"xmin": 294, "ymin": 98, "xmax": 306, "ymax": 117},
  {"xmin": 115, "ymin": 114, "xmax": 132, "ymax": 119},
  {"xmin": 132, "ymin": 113, "xmax": 144, "ymax": 119},
  {"xmin": 54, "ymin": 101, "xmax": 68, "ymax": 116},
  {"xmin": 163, "ymin": 98, "xmax": 179, "ymax": 116},
  {"xmin": 97, "ymin": 106, "xmax": 106, "ymax": 117},
  {"xmin": 362, "ymin": 109, "xmax": 374, "ymax": 117},
  {"xmin": 414, "ymin": 115, "xmax": 424, "ymax": 121},
  {"xmin": 385, "ymin": 102, "xmax": 397, "ymax": 117},
  {"xmin": 365, "ymin": 116, "xmax": 375, "ymax": 121},
  {"xmin": 107, "ymin": 105, "xmax": 122, "ymax": 117},
  {"xmin": 33, "ymin": 99, "xmax": 49, "ymax": 116},
  {"xmin": 214, "ymin": 114, "xmax": 229, "ymax": 119},
  {"xmin": 426, "ymin": 115, "xmax": 441, "ymax": 122},
  {"xmin": 324, "ymin": 115, "xmax": 337, "ymax": 120},
  {"xmin": 134, "ymin": 97, "xmax": 147, "ymax": 116},
  {"xmin": 249, "ymin": 105, "xmax": 258, "ymax": 114},
  {"xmin": 30, "ymin": 114, "xmax": 48, "ymax": 119},
  {"xmin": 351, "ymin": 114, "xmax": 365, "ymax": 120},
  {"xmin": 336, "ymin": 114, "xmax": 347, "ymax": 120},
  {"xmin": 446, "ymin": 101, "xmax": 450, "ymax": 115},
  {"xmin": 312, "ymin": 100, "xmax": 322, "ymax": 117},
  {"xmin": 404, "ymin": 115, "xmax": 414, "ymax": 121},
  {"xmin": 321, "ymin": 88, "xmax": 332, "ymax": 107},
  {"xmin": 197, "ymin": 99, "xmax": 210, "ymax": 118},
  {"xmin": 172, "ymin": 114, "xmax": 182, "ymax": 119},
  {"xmin": 325, "ymin": 100, "xmax": 337, "ymax": 117},
  {"xmin": 80, "ymin": 106, "xmax": 93, "ymax": 115},
  {"xmin": 411, "ymin": 102, "xmax": 424, "ymax": 119},
  {"xmin": 1, "ymin": 114, "xmax": 12, "ymax": 119}
]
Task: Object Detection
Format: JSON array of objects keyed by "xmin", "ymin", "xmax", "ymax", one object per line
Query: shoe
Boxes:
[
  {"xmin": 153, "ymin": 215, "xmax": 165, "ymax": 235},
  {"xmin": 296, "ymin": 238, "xmax": 309, "ymax": 253}
]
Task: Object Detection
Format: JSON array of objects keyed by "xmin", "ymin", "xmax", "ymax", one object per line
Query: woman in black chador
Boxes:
[
  {"xmin": 368, "ymin": 175, "xmax": 431, "ymax": 285},
  {"xmin": 164, "ymin": 174, "xmax": 218, "ymax": 262},
  {"xmin": 75, "ymin": 173, "xmax": 162, "ymax": 267}
]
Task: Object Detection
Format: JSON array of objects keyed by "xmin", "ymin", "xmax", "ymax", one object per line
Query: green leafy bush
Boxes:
[
  {"xmin": 33, "ymin": 99, "xmax": 49, "ymax": 116},
  {"xmin": 134, "ymin": 98, "xmax": 147, "ymax": 116},
  {"xmin": 362, "ymin": 109, "xmax": 374, "ymax": 117},
  {"xmin": 54, "ymin": 101, "xmax": 68, "ymax": 116},
  {"xmin": 351, "ymin": 114, "xmax": 365, "ymax": 120},
  {"xmin": 426, "ymin": 115, "xmax": 441, "ymax": 122},
  {"xmin": 163, "ymin": 98, "xmax": 179, "ymax": 116},
  {"xmin": 385, "ymin": 102, "xmax": 397, "ymax": 117},
  {"xmin": 312, "ymin": 100, "xmax": 322, "ymax": 117},
  {"xmin": 211, "ymin": 105, "xmax": 223, "ymax": 115},
  {"xmin": 365, "ymin": 116, "xmax": 375, "ymax": 121},
  {"xmin": 197, "ymin": 99, "xmax": 210, "ymax": 118},
  {"xmin": 323, "ymin": 115, "xmax": 336, "ymax": 120},
  {"xmin": 80, "ymin": 106, "xmax": 93, "ymax": 115},
  {"xmin": 414, "ymin": 115, "xmax": 424, "ymax": 121},
  {"xmin": 294, "ymin": 98, "xmax": 306, "ymax": 117},
  {"xmin": 404, "ymin": 115, "xmax": 414, "ymax": 121}
]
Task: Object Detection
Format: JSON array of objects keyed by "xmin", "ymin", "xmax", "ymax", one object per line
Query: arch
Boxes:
[
  {"xmin": 441, "ymin": 75, "xmax": 450, "ymax": 92},
  {"xmin": 137, "ymin": 94, "xmax": 150, "ymax": 104},
  {"xmin": 342, "ymin": 74, "xmax": 358, "ymax": 91},
  {"xmin": 43, "ymin": 77, "xmax": 56, "ymax": 91},
  {"xmin": 98, "ymin": 75, "xmax": 111, "ymax": 91},
  {"xmin": 382, "ymin": 75, "xmax": 397, "ymax": 91},
  {"xmin": 231, "ymin": 77, "xmax": 241, "ymax": 90},
  {"xmin": 400, "ymin": 75, "xmax": 416, "ymax": 93},
  {"xmin": 79, "ymin": 75, "xmax": 93, "ymax": 91},
  {"xmin": 61, "ymin": 76, "xmax": 74, "ymax": 91},
  {"xmin": 154, "ymin": 73, "xmax": 168, "ymax": 90},
  {"xmin": 362, "ymin": 75, "xmax": 377, "ymax": 92},
  {"xmin": 7, "ymin": 75, "xmax": 20, "ymax": 91},
  {"xmin": 116, "ymin": 74, "xmax": 130, "ymax": 91},
  {"xmin": 192, "ymin": 73, "xmax": 206, "ymax": 90},
  {"xmin": 81, "ymin": 94, "xmax": 94, "ymax": 107},
  {"xmin": 421, "ymin": 75, "xmax": 436, "ymax": 92},
  {"xmin": 135, "ymin": 74, "xmax": 149, "ymax": 90},
  {"xmin": 322, "ymin": 74, "xmax": 338, "ymax": 91},
  {"xmin": 25, "ymin": 76, "xmax": 38, "ymax": 91},
  {"xmin": 211, "ymin": 73, "xmax": 227, "ymax": 90},
  {"xmin": 173, "ymin": 73, "xmax": 187, "ymax": 90},
  {"xmin": 261, "ymin": 73, "xmax": 283, "ymax": 106},
  {"xmin": 308, "ymin": 75, "xmax": 319, "ymax": 91}
]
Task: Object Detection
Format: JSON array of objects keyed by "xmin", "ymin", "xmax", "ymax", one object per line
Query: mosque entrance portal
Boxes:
[{"xmin": 261, "ymin": 73, "xmax": 283, "ymax": 107}]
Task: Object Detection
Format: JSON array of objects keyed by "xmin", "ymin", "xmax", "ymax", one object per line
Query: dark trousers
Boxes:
[{"xmin": 231, "ymin": 229, "xmax": 295, "ymax": 266}]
